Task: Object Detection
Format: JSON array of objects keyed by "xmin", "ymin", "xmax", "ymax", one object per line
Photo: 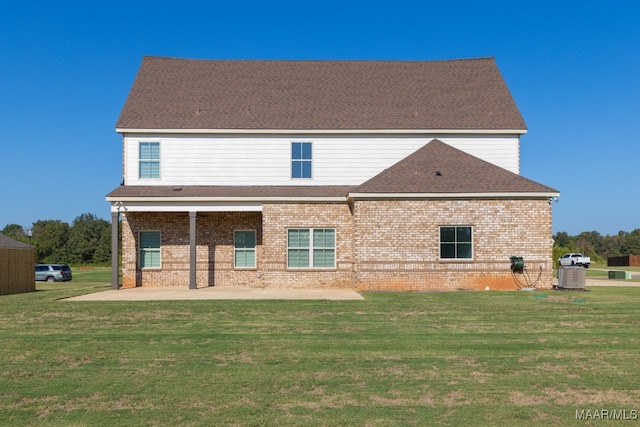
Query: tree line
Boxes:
[
  {"xmin": 2, "ymin": 213, "xmax": 112, "ymax": 265},
  {"xmin": 553, "ymin": 229, "xmax": 640, "ymax": 264}
]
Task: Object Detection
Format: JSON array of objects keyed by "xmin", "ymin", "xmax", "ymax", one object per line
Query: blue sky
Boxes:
[{"xmin": 1, "ymin": 1, "xmax": 638, "ymax": 236}]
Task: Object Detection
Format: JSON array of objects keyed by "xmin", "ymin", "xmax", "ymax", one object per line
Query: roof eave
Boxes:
[
  {"xmin": 115, "ymin": 128, "xmax": 528, "ymax": 136},
  {"xmin": 348, "ymin": 191, "xmax": 560, "ymax": 199},
  {"xmin": 106, "ymin": 196, "xmax": 348, "ymax": 203}
]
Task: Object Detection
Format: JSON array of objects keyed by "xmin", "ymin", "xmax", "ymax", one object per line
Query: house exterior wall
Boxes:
[
  {"xmin": 353, "ymin": 199, "xmax": 554, "ymax": 291},
  {"xmin": 121, "ymin": 211, "xmax": 263, "ymax": 288},
  {"xmin": 121, "ymin": 204, "xmax": 354, "ymax": 289},
  {"xmin": 119, "ymin": 198, "xmax": 554, "ymax": 291},
  {"xmin": 123, "ymin": 134, "xmax": 521, "ymax": 186},
  {"xmin": 260, "ymin": 203, "xmax": 355, "ymax": 288}
]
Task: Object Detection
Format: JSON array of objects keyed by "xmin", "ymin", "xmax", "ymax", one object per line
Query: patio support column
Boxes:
[
  {"xmin": 189, "ymin": 211, "xmax": 197, "ymax": 289},
  {"xmin": 110, "ymin": 211, "xmax": 119, "ymax": 290}
]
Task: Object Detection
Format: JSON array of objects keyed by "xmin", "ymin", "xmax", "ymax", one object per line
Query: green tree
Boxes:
[
  {"xmin": 93, "ymin": 225, "xmax": 113, "ymax": 264},
  {"xmin": 67, "ymin": 213, "xmax": 110, "ymax": 264},
  {"xmin": 553, "ymin": 231, "xmax": 571, "ymax": 247},
  {"xmin": 31, "ymin": 220, "xmax": 70, "ymax": 263},
  {"xmin": 1, "ymin": 224, "xmax": 29, "ymax": 244},
  {"xmin": 620, "ymin": 229, "xmax": 640, "ymax": 255}
]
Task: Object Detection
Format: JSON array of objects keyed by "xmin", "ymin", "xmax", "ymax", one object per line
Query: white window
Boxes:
[
  {"xmin": 287, "ymin": 228, "xmax": 335, "ymax": 268},
  {"xmin": 139, "ymin": 142, "xmax": 160, "ymax": 178},
  {"xmin": 291, "ymin": 142, "xmax": 312, "ymax": 179},
  {"xmin": 139, "ymin": 231, "xmax": 161, "ymax": 268},
  {"xmin": 440, "ymin": 226, "xmax": 473, "ymax": 259},
  {"xmin": 234, "ymin": 230, "xmax": 256, "ymax": 268}
]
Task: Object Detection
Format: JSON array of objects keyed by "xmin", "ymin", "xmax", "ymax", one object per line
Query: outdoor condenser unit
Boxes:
[{"xmin": 556, "ymin": 266, "xmax": 586, "ymax": 289}]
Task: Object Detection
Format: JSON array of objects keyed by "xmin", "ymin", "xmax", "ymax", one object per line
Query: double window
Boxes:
[
  {"xmin": 291, "ymin": 142, "xmax": 312, "ymax": 179},
  {"xmin": 234, "ymin": 230, "xmax": 257, "ymax": 268},
  {"xmin": 287, "ymin": 228, "xmax": 335, "ymax": 268},
  {"xmin": 440, "ymin": 226, "xmax": 473, "ymax": 259},
  {"xmin": 139, "ymin": 231, "xmax": 161, "ymax": 268},
  {"xmin": 139, "ymin": 142, "xmax": 160, "ymax": 179}
]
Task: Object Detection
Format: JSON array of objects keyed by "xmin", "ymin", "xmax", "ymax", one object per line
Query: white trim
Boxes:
[
  {"xmin": 110, "ymin": 202, "xmax": 264, "ymax": 213},
  {"xmin": 108, "ymin": 192, "xmax": 560, "ymax": 212},
  {"xmin": 348, "ymin": 192, "xmax": 560, "ymax": 199},
  {"xmin": 117, "ymin": 128, "xmax": 528, "ymax": 136},
  {"xmin": 107, "ymin": 196, "xmax": 346, "ymax": 203}
]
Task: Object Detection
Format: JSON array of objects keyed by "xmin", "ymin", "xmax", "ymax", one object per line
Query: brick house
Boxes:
[{"xmin": 106, "ymin": 56, "xmax": 559, "ymax": 291}]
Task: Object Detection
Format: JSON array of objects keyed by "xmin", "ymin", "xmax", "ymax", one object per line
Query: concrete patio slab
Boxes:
[{"xmin": 65, "ymin": 286, "xmax": 364, "ymax": 301}]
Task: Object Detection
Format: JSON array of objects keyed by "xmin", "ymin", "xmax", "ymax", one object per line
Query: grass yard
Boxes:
[{"xmin": 1, "ymin": 268, "xmax": 639, "ymax": 426}]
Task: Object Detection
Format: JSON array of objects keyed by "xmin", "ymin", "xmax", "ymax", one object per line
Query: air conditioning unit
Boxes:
[{"xmin": 557, "ymin": 266, "xmax": 586, "ymax": 289}]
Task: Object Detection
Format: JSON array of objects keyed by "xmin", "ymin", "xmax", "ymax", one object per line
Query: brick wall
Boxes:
[
  {"xmin": 120, "ymin": 198, "xmax": 554, "ymax": 290},
  {"xmin": 260, "ymin": 203, "xmax": 355, "ymax": 288},
  {"xmin": 353, "ymin": 199, "xmax": 554, "ymax": 290},
  {"xmin": 121, "ymin": 211, "xmax": 262, "ymax": 288}
]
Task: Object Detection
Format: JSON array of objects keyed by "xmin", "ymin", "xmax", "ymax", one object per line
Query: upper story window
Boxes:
[
  {"xmin": 291, "ymin": 142, "xmax": 312, "ymax": 179},
  {"xmin": 139, "ymin": 142, "xmax": 160, "ymax": 179},
  {"xmin": 440, "ymin": 226, "xmax": 473, "ymax": 259}
]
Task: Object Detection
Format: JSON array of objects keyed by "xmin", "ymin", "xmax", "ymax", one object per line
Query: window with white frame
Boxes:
[
  {"xmin": 139, "ymin": 231, "xmax": 161, "ymax": 268},
  {"xmin": 234, "ymin": 230, "xmax": 256, "ymax": 268},
  {"xmin": 439, "ymin": 226, "xmax": 473, "ymax": 259},
  {"xmin": 291, "ymin": 142, "xmax": 312, "ymax": 179},
  {"xmin": 139, "ymin": 142, "xmax": 160, "ymax": 178},
  {"xmin": 287, "ymin": 228, "xmax": 335, "ymax": 268}
]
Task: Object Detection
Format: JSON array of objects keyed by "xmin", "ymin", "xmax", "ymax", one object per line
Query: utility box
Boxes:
[
  {"xmin": 557, "ymin": 266, "xmax": 586, "ymax": 289},
  {"xmin": 608, "ymin": 270, "xmax": 631, "ymax": 280}
]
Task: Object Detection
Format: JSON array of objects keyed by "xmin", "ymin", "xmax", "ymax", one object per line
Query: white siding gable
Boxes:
[{"xmin": 123, "ymin": 134, "xmax": 520, "ymax": 186}]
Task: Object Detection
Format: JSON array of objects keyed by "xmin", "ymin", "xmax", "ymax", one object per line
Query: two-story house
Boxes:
[{"xmin": 106, "ymin": 56, "xmax": 559, "ymax": 291}]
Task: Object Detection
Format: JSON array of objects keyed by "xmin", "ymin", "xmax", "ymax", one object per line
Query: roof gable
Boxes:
[
  {"xmin": 116, "ymin": 56, "xmax": 526, "ymax": 131},
  {"xmin": 0, "ymin": 232, "xmax": 32, "ymax": 249},
  {"xmin": 354, "ymin": 139, "xmax": 558, "ymax": 195}
]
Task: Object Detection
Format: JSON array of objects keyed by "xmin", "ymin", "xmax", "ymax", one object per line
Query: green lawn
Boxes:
[{"xmin": 1, "ymin": 268, "xmax": 639, "ymax": 426}]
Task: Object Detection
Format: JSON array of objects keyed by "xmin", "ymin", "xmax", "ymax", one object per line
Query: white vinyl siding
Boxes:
[{"xmin": 123, "ymin": 134, "xmax": 520, "ymax": 186}]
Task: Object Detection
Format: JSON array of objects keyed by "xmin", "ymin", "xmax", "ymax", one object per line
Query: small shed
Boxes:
[{"xmin": 0, "ymin": 232, "xmax": 35, "ymax": 295}]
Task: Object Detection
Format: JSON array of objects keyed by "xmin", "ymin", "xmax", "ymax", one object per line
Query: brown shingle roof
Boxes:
[
  {"xmin": 354, "ymin": 139, "xmax": 558, "ymax": 195},
  {"xmin": 106, "ymin": 185, "xmax": 355, "ymax": 199},
  {"xmin": 0, "ymin": 232, "xmax": 32, "ymax": 249},
  {"xmin": 116, "ymin": 56, "xmax": 527, "ymax": 131}
]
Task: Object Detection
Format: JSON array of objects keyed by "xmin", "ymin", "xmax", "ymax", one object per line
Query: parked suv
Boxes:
[{"xmin": 35, "ymin": 264, "xmax": 73, "ymax": 282}]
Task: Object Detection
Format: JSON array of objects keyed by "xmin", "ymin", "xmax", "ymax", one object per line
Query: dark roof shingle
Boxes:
[
  {"xmin": 116, "ymin": 56, "xmax": 527, "ymax": 131},
  {"xmin": 0, "ymin": 232, "xmax": 32, "ymax": 249},
  {"xmin": 354, "ymin": 139, "xmax": 558, "ymax": 195},
  {"xmin": 106, "ymin": 185, "xmax": 355, "ymax": 199}
]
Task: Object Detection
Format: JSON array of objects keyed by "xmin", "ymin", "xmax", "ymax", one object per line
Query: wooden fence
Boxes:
[
  {"xmin": 607, "ymin": 255, "xmax": 640, "ymax": 267},
  {"xmin": 0, "ymin": 247, "xmax": 35, "ymax": 295}
]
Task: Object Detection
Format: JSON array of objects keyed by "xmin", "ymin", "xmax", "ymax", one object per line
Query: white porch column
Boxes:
[{"xmin": 189, "ymin": 211, "xmax": 197, "ymax": 289}]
